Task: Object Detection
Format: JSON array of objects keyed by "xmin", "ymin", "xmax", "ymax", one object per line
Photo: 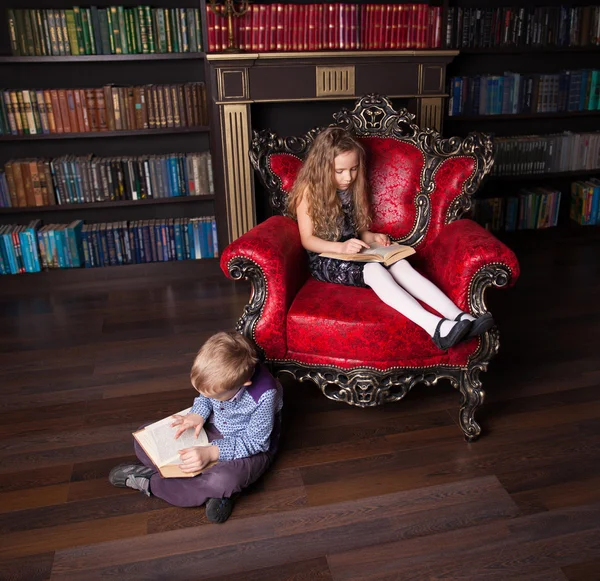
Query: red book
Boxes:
[
  {"xmin": 290, "ymin": 4, "xmax": 298, "ymax": 51},
  {"xmin": 250, "ymin": 4, "xmax": 258, "ymax": 51},
  {"xmin": 258, "ymin": 4, "xmax": 267, "ymax": 52},
  {"xmin": 49, "ymin": 89, "xmax": 64, "ymax": 133},
  {"xmin": 283, "ymin": 3, "xmax": 291, "ymax": 51},
  {"xmin": 57, "ymin": 89, "xmax": 72, "ymax": 133},
  {"xmin": 206, "ymin": 6, "xmax": 215, "ymax": 52},
  {"xmin": 72, "ymin": 89, "xmax": 85, "ymax": 133},
  {"xmin": 298, "ymin": 4, "xmax": 306, "ymax": 52},
  {"xmin": 275, "ymin": 3, "xmax": 283, "ymax": 51},
  {"xmin": 266, "ymin": 4, "xmax": 275, "ymax": 51}
]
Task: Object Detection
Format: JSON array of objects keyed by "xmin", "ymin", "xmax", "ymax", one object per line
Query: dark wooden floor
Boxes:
[{"xmin": 1, "ymin": 227, "xmax": 599, "ymax": 581}]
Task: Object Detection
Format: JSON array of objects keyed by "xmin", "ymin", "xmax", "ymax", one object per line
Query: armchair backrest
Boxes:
[{"xmin": 250, "ymin": 94, "xmax": 493, "ymax": 248}]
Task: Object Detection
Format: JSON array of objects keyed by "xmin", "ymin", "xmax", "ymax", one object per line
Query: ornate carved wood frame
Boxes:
[{"xmin": 231, "ymin": 95, "xmax": 508, "ymax": 441}]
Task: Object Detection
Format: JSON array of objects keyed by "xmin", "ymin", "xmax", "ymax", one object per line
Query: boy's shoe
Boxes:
[
  {"xmin": 108, "ymin": 462, "xmax": 155, "ymax": 497},
  {"xmin": 205, "ymin": 497, "xmax": 235, "ymax": 524}
]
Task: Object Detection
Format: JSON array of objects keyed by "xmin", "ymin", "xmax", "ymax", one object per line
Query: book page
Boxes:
[
  {"xmin": 361, "ymin": 243, "xmax": 408, "ymax": 257},
  {"xmin": 134, "ymin": 408, "xmax": 209, "ymax": 467}
]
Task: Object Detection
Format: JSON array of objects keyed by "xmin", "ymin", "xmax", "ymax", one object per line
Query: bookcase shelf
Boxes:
[
  {"xmin": 0, "ymin": 53, "xmax": 205, "ymax": 63},
  {"xmin": 0, "ymin": 127, "xmax": 211, "ymax": 142},
  {"xmin": 485, "ymin": 170, "xmax": 599, "ymax": 183},
  {"xmin": 0, "ymin": 195, "xmax": 216, "ymax": 215},
  {"xmin": 447, "ymin": 111, "xmax": 600, "ymax": 122},
  {"xmin": 458, "ymin": 47, "xmax": 600, "ymax": 55}
]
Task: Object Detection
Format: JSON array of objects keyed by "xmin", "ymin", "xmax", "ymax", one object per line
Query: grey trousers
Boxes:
[{"xmin": 134, "ymin": 417, "xmax": 280, "ymax": 507}]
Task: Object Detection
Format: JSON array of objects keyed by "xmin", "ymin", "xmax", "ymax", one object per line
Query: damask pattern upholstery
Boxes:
[{"xmin": 221, "ymin": 94, "xmax": 520, "ymax": 440}]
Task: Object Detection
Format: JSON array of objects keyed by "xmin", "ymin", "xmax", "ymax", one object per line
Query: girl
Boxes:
[{"xmin": 287, "ymin": 127, "xmax": 494, "ymax": 351}]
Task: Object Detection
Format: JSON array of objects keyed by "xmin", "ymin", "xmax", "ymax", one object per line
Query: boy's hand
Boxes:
[
  {"xmin": 178, "ymin": 445, "xmax": 219, "ymax": 473},
  {"xmin": 171, "ymin": 412, "xmax": 205, "ymax": 439}
]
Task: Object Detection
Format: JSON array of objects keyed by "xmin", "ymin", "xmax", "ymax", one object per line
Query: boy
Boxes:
[{"xmin": 109, "ymin": 331, "xmax": 282, "ymax": 524}]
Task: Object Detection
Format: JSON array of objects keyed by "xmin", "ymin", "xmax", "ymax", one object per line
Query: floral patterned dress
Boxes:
[{"xmin": 306, "ymin": 189, "xmax": 368, "ymax": 288}]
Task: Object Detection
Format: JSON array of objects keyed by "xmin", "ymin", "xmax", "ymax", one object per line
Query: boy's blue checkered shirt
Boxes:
[{"xmin": 190, "ymin": 364, "xmax": 282, "ymax": 461}]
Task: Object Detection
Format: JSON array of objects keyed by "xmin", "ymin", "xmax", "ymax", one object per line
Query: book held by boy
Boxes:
[
  {"xmin": 319, "ymin": 242, "xmax": 415, "ymax": 266},
  {"xmin": 133, "ymin": 407, "xmax": 217, "ymax": 478}
]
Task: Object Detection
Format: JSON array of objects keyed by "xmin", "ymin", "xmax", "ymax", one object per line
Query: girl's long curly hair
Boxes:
[{"xmin": 287, "ymin": 127, "xmax": 371, "ymax": 241}]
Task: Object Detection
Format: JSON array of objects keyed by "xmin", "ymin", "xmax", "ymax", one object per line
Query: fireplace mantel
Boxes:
[{"xmin": 206, "ymin": 51, "xmax": 458, "ymax": 244}]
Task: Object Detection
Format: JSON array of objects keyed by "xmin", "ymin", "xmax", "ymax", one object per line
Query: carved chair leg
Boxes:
[{"xmin": 458, "ymin": 368, "xmax": 485, "ymax": 442}]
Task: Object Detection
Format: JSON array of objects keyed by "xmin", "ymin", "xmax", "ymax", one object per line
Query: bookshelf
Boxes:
[
  {"xmin": 0, "ymin": 0, "xmax": 227, "ymax": 276},
  {"xmin": 443, "ymin": 0, "xmax": 600, "ymax": 231}
]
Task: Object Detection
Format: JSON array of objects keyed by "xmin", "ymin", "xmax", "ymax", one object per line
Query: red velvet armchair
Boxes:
[{"xmin": 221, "ymin": 95, "xmax": 520, "ymax": 440}]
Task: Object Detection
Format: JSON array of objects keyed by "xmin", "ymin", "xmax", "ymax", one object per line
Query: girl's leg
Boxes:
[
  {"xmin": 387, "ymin": 260, "xmax": 474, "ymax": 322},
  {"xmin": 363, "ymin": 262, "xmax": 464, "ymax": 338}
]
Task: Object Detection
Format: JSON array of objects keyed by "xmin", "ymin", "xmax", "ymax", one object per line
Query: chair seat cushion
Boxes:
[{"xmin": 286, "ymin": 278, "xmax": 476, "ymax": 370}]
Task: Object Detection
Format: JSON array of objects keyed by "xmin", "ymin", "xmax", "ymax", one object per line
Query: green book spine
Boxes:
[
  {"xmin": 46, "ymin": 10, "xmax": 60, "ymax": 56},
  {"xmin": 60, "ymin": 10, "xmax": 71, "ymax": 55},
  {"xmin": 23, "ymin": 10, "xmax": 36, "ymax": 56},
  {"xmin": 65, "ymin": 10, "xmax": 80, "ymax": 56},
  {"xmin": 85, "ymin": 8, "xmax": 97, "ymax": 54},
  {"xmin": 152, "ymin": 9, "xmax": 163, "ymax": 53},
  {"xmin": 179, "ymin": 9, "xmax": 188, "ymax": 53},
  {"xmin": 145, "ymin": 6, "xmax": 155, "ymax": 53},
  {"xmin": 32, "ymin": 10, "xmax": 45, "ymax": 56},
  {"xmin": 163, "ymin": 9, "xmax": 172, "ymax": 53},
  {"xmin": 98, "ymin": 8, "xmax": 111, "ymax": 54},
  {"xmin": 137, "ymin": 7, "xmax": 148, "ymax": 53},
  {"xmin": 174, "ymin": 9, "xmax": 183, "ymax": 53},
  {"xmin": 35, "ymin": 10, "xmax": 52, "ymax": 56},
  {"xmin": 30, "ymin": 91, "xmax": 43, "ymax": 133},
  {"xmin": 194, "ymin": 9, "xmax": 202, "ymax": 52},
  {"xmin": 17, "ymin": 91, "xmax": 31, "ymax": 134},
  {"xmin": 53, "ymin": 10, "xmax": 65, "ymax": 55},
  {"xmin": 90, "ymin": 6, "xmax": 104, "ymax": 55},
  {"xmin": 14, "ymin": 10, "xmax": 28, "ymax": 55},
  {"xmin": 40, "ymin": 10, "xmax": 52, "ymax": 56},
  {"xmin": 108, "ymin": 7, "xmax": 121, "ymax": 54},
  {"xmin": 133, "ymin": 8, "xmax": 143, "ymax": 53},
  {"xmin": 169, "ymin": 9, "xmax": 180, "ymax": 52},
  {"xmin": 6, "ymin": 10, "xmax": 20, "ymax": 55},
  {"xmin": 126, "ymin": 9, "xmax": 137, "ymax": 53},
  {"xmin": 27, "ymin": 10, "xmax": 40, "ymax": 56},
  {"xmin": 81, "ymin": 8, "xmax": 92, "ymax": 54},
  {"xmin": 186, "ymin": 9, "xmax": 196, "ymax": 53},
  {"xmin": 117, "ymin": 6, "xmax": 129, "ymax": 54}
]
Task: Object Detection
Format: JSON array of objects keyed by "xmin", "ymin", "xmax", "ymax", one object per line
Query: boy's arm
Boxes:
[
  {"xmin": 210, "ymin": 389, "xmax": 278, "ymax": 461},
  {"xmin": 190, "ymin": 393, "xmax": 213, "ymax": 421}
]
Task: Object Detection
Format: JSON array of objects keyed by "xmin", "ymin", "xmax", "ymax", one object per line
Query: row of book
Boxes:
[
  {"xmin": 570, "ymin": 179, "xmax": 600, "ymax": 225},
  {"xmin": 207, "ymin": 3, "xmax": 442, "ymax": 52},
  {"xmin": 0, "ymin": 83, "xmax": 208, "ymax": 137},
  {"xmin": 490, "ymin": 132, "xmax": 600, "ymax": 176},
  {"xmin": 448, "ymin": 70, "xmax": 600, "ymax": 117},
  {"xmin": 0, "ymin": 152, "xmax": 214, "ymax": 208},
  {"xmin": 0, "ymin": 217, "xmax": 219, "ymax": 275},
  {"xmin": 7, "ymin": 7, "xmax": 202, "ymax": 56},
  {"xmin": 444, "ymin": 5, "xmax": 600, "ymax": 49},
  {"xmin": 473, "ymin": 187, "xmax": 562, "ymax": 231}
]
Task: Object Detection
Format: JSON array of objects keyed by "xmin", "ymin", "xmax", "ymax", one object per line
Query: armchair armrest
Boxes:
[
  {"xmin": 415, "ymin": 219, "xmax": 520, "ymax": 314},
  {"xmin": 221, "ymin": 215, "xmax": 309, "ymax": 358}
]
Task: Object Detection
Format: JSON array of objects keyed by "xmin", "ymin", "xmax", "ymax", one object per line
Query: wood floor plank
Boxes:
[
  {"xmin": 326, "ymin": 503, "xmax": 600, "ymax": 581},
  {"xmin": 202, "ymin": 557, "xmax": 334, "ymax": 581},
  {"xmin": 49, "ymin": 476, "xmax": 517, "ymax": 579},
  {"xmin": 0, "ymin": 552, "xmax": 55, "ymax": 581}
]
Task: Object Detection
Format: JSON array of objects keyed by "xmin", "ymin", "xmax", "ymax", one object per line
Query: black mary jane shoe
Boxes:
[
  {"xmin": 432, "ymin": 318, "xmax": 472, "ymax": 350},
  {"xmin": 456, "ymin": 312, "xmax": 495, "ymax": 339}
]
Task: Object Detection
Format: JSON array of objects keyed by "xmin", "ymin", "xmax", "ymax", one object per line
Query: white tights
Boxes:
[{"xmin": 363, "ymin": 261, "xmax": 473, "ymax": 338}]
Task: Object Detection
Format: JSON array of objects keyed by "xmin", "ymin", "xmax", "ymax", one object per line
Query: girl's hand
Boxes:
[
  {"xmin": 339, "ymin": 238, "xmax": 370, "ymax": 254},
  {"xmin": 171, "ymin": 412, "xmax": 205, "ymax": 440},
  {"xmin": 178, "ymin": 445, "xmax": 219, "ymax": 473},
  {"xmin": 372, "ymin": 232, "xmax": 391, "ymax": 246}
]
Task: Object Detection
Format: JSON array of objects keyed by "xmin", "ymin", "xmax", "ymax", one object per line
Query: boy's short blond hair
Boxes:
[{"xmin": 190, "ymin": 331, "xmax": 259, "ymax": 397}]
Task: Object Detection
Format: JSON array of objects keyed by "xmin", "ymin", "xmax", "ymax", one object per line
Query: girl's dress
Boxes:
[{"xmin": 306, "ymin": 189, "xmax": 368, "ymax": 288}]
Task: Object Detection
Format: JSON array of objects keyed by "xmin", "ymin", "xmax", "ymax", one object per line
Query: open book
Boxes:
[
  {"xmin": 133, "ymin": 407, "xmax": 217, "ymax": 478},
  {"xmin": 319, "ymin": 242, "xmax": 415, "ymax": 266}
]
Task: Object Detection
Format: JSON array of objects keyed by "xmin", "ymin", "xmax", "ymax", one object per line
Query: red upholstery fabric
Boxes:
[
  {"xmin": 424, "ymin": 156, "xmax": 476, "ymax": 249},
  {"xmin": 221, "ymin": 216, "xmax": 309, "ymax": 358},
  {"xmin": 268, "ymin": 153, "xmax": 303, "ymax": 194},
  {"xmin": 286, "ymin": 278, "xmax": 476, "ymax": 370},
  {"xmin": 414, "ymin": 219, "xmax": 520, "ymax": 311},
  {"xmin": 360, "ymin": 137, "xmax": 424, "ymax": 240}
]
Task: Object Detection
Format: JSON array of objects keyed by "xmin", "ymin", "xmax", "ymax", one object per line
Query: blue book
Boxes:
[
  {"xmin": 211, "ymin": 219, "xmax": 218, "ymax": 257},
  {"xmin": 168, "ymin": 157, "xmax": 180, "ymax": 196},
  {"xmin": 18, "ymin": 228, "xmax": 33, "ymax": 272},
  {"xmin": 2, "ymin": 226, "xmax": 18, "ymax": 274}
]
